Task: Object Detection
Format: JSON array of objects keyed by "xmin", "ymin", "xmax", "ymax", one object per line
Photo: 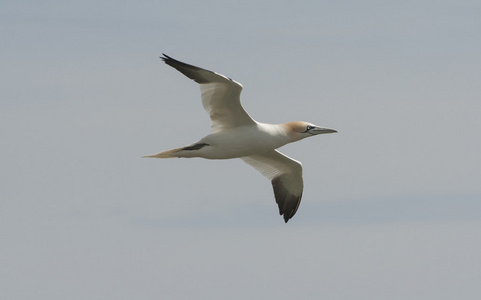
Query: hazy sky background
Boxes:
[{"xmin": 2, "ymin": 0, "xmax": 481, "ymax": 299}]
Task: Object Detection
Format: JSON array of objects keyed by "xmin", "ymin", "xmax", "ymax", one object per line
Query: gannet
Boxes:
[{"xmin": 144, "ymin": 54, "xmax": 337, "ymax": 223}]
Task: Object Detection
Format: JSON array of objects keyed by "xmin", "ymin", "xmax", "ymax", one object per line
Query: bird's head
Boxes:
[{"xmin": 283, "ymin": 121, "xmax": 337, "ymax": 142}]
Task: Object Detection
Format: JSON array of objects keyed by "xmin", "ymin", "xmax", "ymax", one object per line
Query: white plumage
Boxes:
[{"xmin": 144, "ymin": 54, "xmax": 337, "ymax": 222}]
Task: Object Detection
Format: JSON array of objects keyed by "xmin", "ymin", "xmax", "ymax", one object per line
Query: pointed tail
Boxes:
[{"xmin": 142, "ymin": 147, "xmax": 183, "ymax": 159}]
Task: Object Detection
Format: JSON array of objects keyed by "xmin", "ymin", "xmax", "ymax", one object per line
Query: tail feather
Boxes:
[{"xmin": 142, "ymin": 147, "xmax": 183, "ymax": 159}]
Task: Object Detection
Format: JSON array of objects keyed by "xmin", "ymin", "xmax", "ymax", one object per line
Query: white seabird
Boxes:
[{"xmin": 144, "ymin": 54, "xmax": 337, "ymax": 223}]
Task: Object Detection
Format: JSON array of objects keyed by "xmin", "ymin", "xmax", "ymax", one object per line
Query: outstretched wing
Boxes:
[
  {"xmin": 241, "ymin": 150, "xmax": 303, "ymax": 223},
  {"xmin": 161, "ymin": 54, "xmax": 256, "ymax": 133}
]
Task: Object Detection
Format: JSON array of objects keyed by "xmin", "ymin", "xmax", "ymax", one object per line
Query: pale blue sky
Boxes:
[{"xmin": 1, "ymin": 1, "xmax": 481, "ymax": 299}]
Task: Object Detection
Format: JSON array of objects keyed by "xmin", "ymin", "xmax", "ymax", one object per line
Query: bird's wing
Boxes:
[
  {"xmin": 241, "ymin": 150, "xmax": 303, "ymax": 223},
  {"xmin": 161, "ymin": 54, "xmax": 256, "ymax": 133}
]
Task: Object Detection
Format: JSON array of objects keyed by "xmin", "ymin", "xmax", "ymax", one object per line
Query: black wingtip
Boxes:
[
  {"xmin": 160, "ymin": 54, "xmax": 186, "ymax": 68},
  {"xmin": 280, "ymin": 209, "xmax": 289, "ymax": 223},
  {"xmin": 160, "ymin": 53, "xmax": 172, "ymax": 62},
  {"xmin": 283, "ymin": 212, "xmax": 294, "ymax": 223}
]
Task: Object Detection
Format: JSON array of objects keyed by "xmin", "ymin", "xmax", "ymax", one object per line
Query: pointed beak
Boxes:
[{"xmin": 310, "ymin": 127, "xmax": 338, "ymax": 135}]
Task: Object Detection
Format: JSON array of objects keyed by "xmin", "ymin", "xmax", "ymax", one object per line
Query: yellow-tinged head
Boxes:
[{"xmin": 282, "ymin": 121, "xmax": 337, "ymax": 141}]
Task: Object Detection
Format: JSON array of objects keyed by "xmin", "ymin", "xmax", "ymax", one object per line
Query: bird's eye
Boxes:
[{"xmin": 306, "ymin": 125, "xmax": 314, "ymax": 131}]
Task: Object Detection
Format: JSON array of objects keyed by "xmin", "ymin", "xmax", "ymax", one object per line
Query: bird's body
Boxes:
[
  {"xmin": 144, "ymin": 54, "xmax": 337, "ymax": 222},
  {"xmin": 159, "ymin": 122, "xmax": 292, "ymax": 159}
]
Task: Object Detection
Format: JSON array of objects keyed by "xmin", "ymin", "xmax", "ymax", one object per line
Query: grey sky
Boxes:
[{"xmin": 1, "ymin": 0, "xmax": 481, "ymax": 299}]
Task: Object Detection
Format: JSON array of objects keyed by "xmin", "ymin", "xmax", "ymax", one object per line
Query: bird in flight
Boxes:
[{"xmin": 144, "ymin": 54, "xmax": 337, "ymax": 223}]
